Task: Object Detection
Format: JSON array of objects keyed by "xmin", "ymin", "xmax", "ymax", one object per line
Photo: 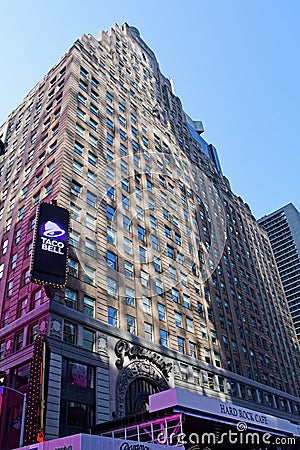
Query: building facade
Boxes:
[
  {"xmin": 0, "ymin": 23, "xmax": 300, "ymax": 449},
  {"xmin": 259, "ymin": 203, "xmax": 300, "ymax": 343}
]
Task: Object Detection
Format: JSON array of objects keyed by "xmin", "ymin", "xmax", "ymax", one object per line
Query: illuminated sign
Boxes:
[{"xmin": 30, "ymin": 203, "xmax": 69, "ymax": 287}]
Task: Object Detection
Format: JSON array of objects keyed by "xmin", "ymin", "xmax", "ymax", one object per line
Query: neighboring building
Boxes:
[
  {"xmin": 259, "ymin": 203, "xmax": 300, "ymax": 343},
  {"xmin": 0, "ymin": 22, "xmax": 300, "ymax": 449}
]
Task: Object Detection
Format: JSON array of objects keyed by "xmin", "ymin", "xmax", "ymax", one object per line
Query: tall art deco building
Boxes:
[{"xmin": 0, "ymin": 22, "xmax": 300, "ymax": 449}]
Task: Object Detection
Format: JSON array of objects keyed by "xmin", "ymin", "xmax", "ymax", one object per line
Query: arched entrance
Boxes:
[
  {"xmin": 115, "ymin": 360, "xmax": 169, "ymax": 418},
  {"xmin": 125, "ymin": 377, "xmax": 159, "ymax": 415}
]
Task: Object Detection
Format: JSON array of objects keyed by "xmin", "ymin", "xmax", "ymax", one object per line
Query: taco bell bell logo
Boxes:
[
  {"xmin": 42, "ymin": 221, "xmax": 66, "ymax": 238},
  {"xmin": 40, "ymin": 221, "xmax": 66, "ymax": 254}
]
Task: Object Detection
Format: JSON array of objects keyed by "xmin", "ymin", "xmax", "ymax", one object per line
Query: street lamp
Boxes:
[{"xmin": 0, "ymin": 385, "xmax": 27, "ymax": 447}]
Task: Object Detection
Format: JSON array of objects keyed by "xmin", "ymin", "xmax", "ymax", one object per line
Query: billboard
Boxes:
[{"xmin": 30, "ymin": 202, "xmax": 69, "ymax": 287}]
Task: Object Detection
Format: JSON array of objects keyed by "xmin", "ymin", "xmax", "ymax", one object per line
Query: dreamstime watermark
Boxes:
[
  {"xmin": 73, "ymin": 147, "xmax": 227, "ymax": 298},
  {"xmin": 156, "ymin": 422, "xmax": 296, "ymax": 447}
]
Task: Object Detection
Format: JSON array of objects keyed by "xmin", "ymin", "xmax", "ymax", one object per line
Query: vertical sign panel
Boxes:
[{"xmin": 30, "ymin": 203, "xmax": 69, "ymax": 287}]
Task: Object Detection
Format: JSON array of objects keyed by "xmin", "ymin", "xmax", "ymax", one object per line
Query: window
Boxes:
[
  {"xmin": 186, "ymin": 318, "xmax": 194, "ymax": 332},
  {"xmin": 107, "ymin": 133, "xmax": 114, "ymax": 145},
  {"xmin": 71, "ymin": 180, "xmax": 82, "ymax": 197},
  {"xmin": 29, "ymin": 323, "xmax": 39, "ymax": 344},
  {"xmin": 127, "ymin": 315, "xmax": 136, "ymax": 334},
  {"xmin": 140, "ymin": 270, "xmax": 149, "ymax": 287},
  {"xmin": 160, "ymin": 329, "xmax": 168, "ymax": 347},
  {"xmin": 15, "ymin": 229, "xmax": 22, "ymax": 244},
  {"xmin": 158, "ymin": 303, "xmax": 165, "ymax": 321},
  {"xmin": 70, "ymin": 204, "xmax": 80, "ymax": 223},
  {"xmin": 121, "ymin": 177, "xmax": 129, "ymax": 191},
  {"xmin": 107, "ymin": 148, "xmax": 114, "ymax": 161},
  {"xmin": 120, "ymin": 143, "xmax": 127, "ymax": 156},
  {"xmin": 132, "ymin": 139, "xmax": 139, "ymax": 152},
  {"xmin": 106, "ymin": 91, "xmax": 113, "ymax": 102},
  {"xmin": 138, "ymin": 225, "xmax": 145, "ymax": 242},
  {"xmin": 142, "ymin": 296, "xmax": 151, "ymax": 314},
  {"xmin": 201, "ymin": 324, "xmax": 208, "ymax": 340},
  {"xmin": 23, "ymin": 270, "xmax": 30, "ymax": 286},
  {"xmin": 79, "ymin": 79, "xmax": 88, "ymax": 91},
  {"xmin": 172, "ymin": 288, "xmax": 179, "ymax": 303},
  {"xmin": 15, "ymin": 331, "xmax": 24, "ymax": 351},
  {"xmin": 124, "ymin": 261, "xmax": 133, "ymax": 278},
  {"xmin": 189, "ymin": 342, "xmax": 197, "ymax": 358},
  {"xmin": 73, "ymin": 160, "xmax": 83, "ymax": 175},
  {"xmin": 107, "ymin": 251, "xmax": 117, "ymax": 270},
  {"xmin": 18, "ymin": 297, "xmax": 28, "ymax": 317},
  {"xmin": 136, "ymin": 206, "xmax": 144, "ymax": 221},
  {"xmin": 107, "ymin": 205, "xmax": 116, "ymax": 221},
  {"xmin": 107, "ymin": 226, "xmax": 115, "ymax": 244},
  {"xmin": 11, "ymin": 253, "xmax": 18, "ymax": 269},
  {"xmin": 175, "ymin": 234, "xmax": 181, "ymax": 245},
  {"xmin": 65, "ymin": 288, "xmax": 77, "ymax": 309},
  {"xmin": 123, "ymin": 215, "xmax": 131, "ymax": 232},
  {"xmin": 63, "ymin": 322, "xmax": 76, "ymax": 345},
  {"xmin": 18, "ymin": 206, "xmax": 25, "ymax": 221},
  {"xmin": 120, "ymin": 129, "xmax": 126, "ymax": 141},
  {"xmin": 150, "ymin": 215, "xmax": 156, "ymax": 229},
  {"xmin": 0, "ymin": 342, "xmax": 4, "ymax": 360},
  {"xmin": 91, "ymin": 77, "xmax": 98, "ymax": 88},
  {"xmin": 87, "ymin": 169, "xmax": 96, "ymax": 185},
  {"xmin": 108, "ymin": 306, "xmax": 118, "ymax": 326},
  {"xmin": 177, "ymin": 337, "xmax": 185, "ymax": 354},
  {"xmin": 86, "ymin": 191, "xmax": 96, "ymax": 207},
  {"xmin": 175, "ymin": 312, "xmax": 182, "ymax": 327},
  {"xmin": 222, "ymin": 335, "xmax": 229, "ymax": 350},
  {"xmin": 153, "ymin": 256, "xmax": 161, "ymax": 272},
  {"xmin": 83, "ymin": 328, "xmax": 95, "ymax": 351},
  {"xmin": 147, "ymin": 180, "xmax": 153, "ymax": 192},
  {"xmin": 76, "ymin": 123, "xmax": 84, "ymax": 137},
  {"xmin": 69, "ymin": 229, "xmax": 80, "ymax": 248},
  {"xmin": 85, "ymin": 238, "xmax": 96, "ymax": 257},
  {"xmin": 167, "ymin": 245, "xmax": 175, "ymax": 259},
  {"xmin": 136, "ymin": 187, "xmax": 142, "ymax": 200},
  {"xmin": 139, "ymin": 246, "xmax": 147, "ymax": 263},
  {"xmin": 121, "ymin": 160, "xmax": 128, "ymax": 173},
  {"xmin": 183, "ymin": 294, "xmax": 190, "ymax": 308},
  {"xmin": 106, "ymin": 103, "xmax": 113, "ymax": 115},
  {"xmin": 156, "ymin": 279, "xmax": 163, "ymax": 296},
  {"xmin": 90, "ymin": 90, "xmax": 98, "ymax": 101},
  {"xmin": 125, "ymin": 287, "xmax": 135, "ymax": 306},
  {"xmin": 90, "ymin": 103, "xmax": 98, "ymax": 116},
  {"xmin": 106, "ymin": 117, "xmax": 114, "ymax": 130},
  {"xmin": 152, "ymin": 235, "xmax": 159, "ymax": 250},
  {"xmin": 177, "ymin": 253, "xmax": 184, "ymax": 264},
  {"xmin": 107, "ymin": 277, "xmax": 117, "ymax": 297},
  {"xmin": 143, "ymin": 322, "xmax": 153, "ymax": 341},
  {"xmin": 83, "ymin": 295, "xmax": 95, "ymax": 317},
  {"xmin": 74, "ymin": 140, "xmax": 83, "ymax": 155},
  {"xmin": 84, "ymin": 266, "xmax": 95, "ymax": 285},
  {"xmin": 88, "ymin": 151, "xmax": 97, "ymax": 165},
  {"xmin": 148, "ymin": 197, "xmax": 155, "ymax": 211},
  {"xmin": 122, "ymin": 195, "xmax": 129, "ymax": 210},
  {"xmin": 86, "ymin": 213, "xmax": 96, "ymax": 230},
  {"xmin": 124, "ymin": 237, "xmax": 132, "ymax": 255}
]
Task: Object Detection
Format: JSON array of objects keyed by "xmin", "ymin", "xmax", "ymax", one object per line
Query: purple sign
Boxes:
[{"xmin": 30, "ymin": 203, "xmax": 69, "ymax": 287}]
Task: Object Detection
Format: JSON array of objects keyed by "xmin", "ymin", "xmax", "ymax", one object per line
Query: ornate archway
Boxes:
[{"xmin": 115, "ymin": 360, "xmax": 169, "ymax": 418}]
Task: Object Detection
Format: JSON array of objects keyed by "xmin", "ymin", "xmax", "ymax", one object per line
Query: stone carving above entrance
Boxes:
[{"xmin": 115, "ymin": 339, "xmax": 173, "ymax": 379}]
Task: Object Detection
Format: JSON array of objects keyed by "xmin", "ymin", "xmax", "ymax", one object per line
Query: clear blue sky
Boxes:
[{"xmin": 1, "ymin": 0, "xmax": 299, "ymax": 218}]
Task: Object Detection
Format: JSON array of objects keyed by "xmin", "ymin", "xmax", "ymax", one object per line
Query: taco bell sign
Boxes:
[{"xmin": 30, "ymin": 202, "xmax": 69, "ymax": 287}]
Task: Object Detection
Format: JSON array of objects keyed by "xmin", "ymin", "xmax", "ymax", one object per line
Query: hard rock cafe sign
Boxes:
[{"xmin": 115, "ymin": 340, "xmax": 172, "ymax": 379}]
